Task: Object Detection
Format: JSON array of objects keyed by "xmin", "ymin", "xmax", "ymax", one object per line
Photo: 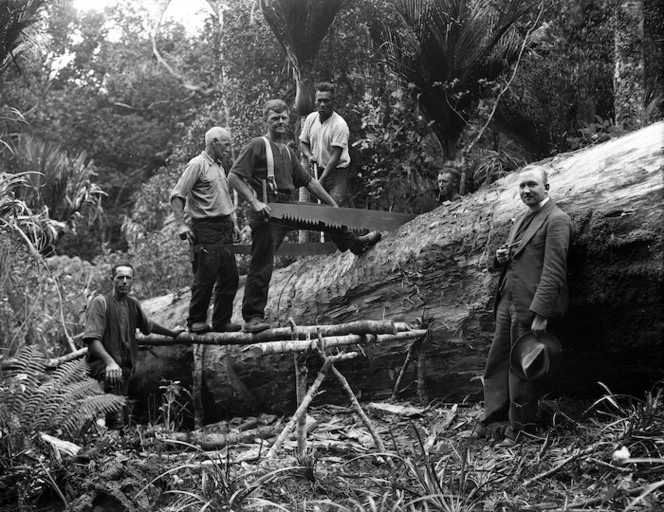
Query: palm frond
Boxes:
[{"xmin": 0, "ymin": 0, "xmax": 48, "ymax": 72}]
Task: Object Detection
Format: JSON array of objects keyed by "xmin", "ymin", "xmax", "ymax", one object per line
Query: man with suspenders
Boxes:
[{"xmin": 229, "ymin": 99, "xmax": 381, "ymax": 334}]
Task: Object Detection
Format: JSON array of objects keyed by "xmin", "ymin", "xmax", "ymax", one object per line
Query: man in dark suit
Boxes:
[{"xmin": 474, "ymin": 166, "xmax": 573, "ymax": 446}]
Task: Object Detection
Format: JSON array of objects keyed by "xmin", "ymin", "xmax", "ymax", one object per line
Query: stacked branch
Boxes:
[{"xmin": 136, "ymin": 320, "xmax": 412, "ymax": 346}]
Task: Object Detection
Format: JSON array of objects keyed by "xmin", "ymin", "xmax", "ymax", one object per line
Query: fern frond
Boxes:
[
  {"xmin": 47, "ymin": 380, "xmax": 107, "ymax": 429},
  {"xmin": 1, "ymin": 346, "xmax": 47, "ymax": 417},
  {"xmin": 1, "ymin": 348, "xmax": 125, "ymax": 441},
  {"xmin": 42, "ymin": 358, "xmax": 91, "ymax": 389},
  {"xmin": 60, "ymin": 394, "xmax": 125, "ymax": 438},
  {"xmin": 4, "ymin": 345, "xmax": 46, "ymax": 390}
]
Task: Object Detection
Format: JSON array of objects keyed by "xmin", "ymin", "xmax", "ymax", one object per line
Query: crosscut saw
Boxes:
[
  {"xmin": 195, "ymin": 203, "xmax": 415, "ymax": 256},
  {"xmin": 268, "ymin": 202, "xmax": 416, "ymax": 232}
]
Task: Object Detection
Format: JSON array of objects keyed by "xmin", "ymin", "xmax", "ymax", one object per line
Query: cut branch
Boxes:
[
  {"xmin": 137, "ymin": 320, "xmax": 412, "ymax": 347},
  {"xmin": 267, "ymin": 351, "xmax": 358, "ymax": 457},
  {"xmin": 243, "ymin": 330, "xmax": 427, "ymax": 356}
]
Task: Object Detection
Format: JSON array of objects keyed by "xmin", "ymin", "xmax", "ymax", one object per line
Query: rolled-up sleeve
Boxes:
[
  {"xmin": 135, "ymin": 302, "xmax": 154, "ymax": 335},
  {"xmin": 170, "ymin": 157, "xmax": 203, "ymax": 203},
  {"xmin": 330, "ymin": 122, "xmax": 349, "ymax": 150},
  {"xmin": 82, "ymin": 296, "xmax": 106, "ymax": 344},
  {"xmin": 291, "ymin": 150, "xmax": 312, "ymax": 188}
]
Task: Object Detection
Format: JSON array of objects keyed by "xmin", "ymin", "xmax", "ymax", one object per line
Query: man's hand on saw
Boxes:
[{"xmin": 251, "ymin": 199, "xmax": 271, "ymax": 219}]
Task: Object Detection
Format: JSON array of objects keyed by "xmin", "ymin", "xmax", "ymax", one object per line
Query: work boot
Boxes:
[
  {"xmin": 214, "ymin": 321, "xmax": 242, "ymax": 333},
  {"xmin": 189, "ymin": 322, "xmax": 212, "ymax": 334},
  {"xmin": 243, "ymin": 317, "xmax": 271, "ymax": 334},
  {"xmin": 469, "ymin": 421, "xmax": 487, "ymax": 440},
  {"xmin": 350, "ymin": 231, "xmax": 382, "ymax": 256}
]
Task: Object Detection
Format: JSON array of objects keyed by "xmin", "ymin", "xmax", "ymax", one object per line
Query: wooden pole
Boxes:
[
  {"xmin": 295, "ymin": 350, "xmax": 308, "ymax": 455},
  {"xmin": 137, "ymin": 320, "xmax": 410, "ymax": 346},
  {"xmin": 244, "ymin": 330, "xmax": 427, "ymax": 356},
  {"xmin": 192, "ymin": 344, "xmax": 205, "ymax": 429},
  {"xmin": 416, "ymin": 330, "xmax": 429, "ymax": 404},
  {"xmin": 267, "ymin": 352, "xmax": 357, "ymax": 457},
  {"xmin": 292, "ymin": 319, "xmax": 309, "ymax": 455},
  {"xmin": 391, "ymin": 336, "xmax": 424, "ymax": 400},
  {"xmin": 47, "ymin": 347, "xmax": 87, "ymax": 368},
  {"xmin": 327, "ymin": 358, "xmax": 390, "ymax": 460},
  {"xmin": 0, "ymin": 324, "xmax": 423, "ymax": 370}
]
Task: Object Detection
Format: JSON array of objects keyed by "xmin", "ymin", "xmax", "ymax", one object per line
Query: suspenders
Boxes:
[
  {"xmin": 262, "ymin": 136, "xmax": 277, "ymax": 202},
  {"xmin": 261, "ymin": 136, "xmax": 291, "ymax": 203}
]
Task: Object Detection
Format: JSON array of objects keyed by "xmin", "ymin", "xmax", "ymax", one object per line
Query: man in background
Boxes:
[
  {"xmin": 437, "ymin": 168, "xmax": 461, "ymax": 204},
  {"xmin": 299, "ymin": 82, "xmax": 350, "ymax": 206}
]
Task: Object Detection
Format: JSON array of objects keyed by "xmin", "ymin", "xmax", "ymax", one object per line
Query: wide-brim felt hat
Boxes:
[{"xmin": 510, "ymin": 331, "xmax": 563, "ymax": 381}]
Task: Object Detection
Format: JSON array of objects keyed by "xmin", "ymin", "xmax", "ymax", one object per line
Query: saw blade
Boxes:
[{"xmin": 268, "ymin": 203, "xmax": 415, "ymax": 232}]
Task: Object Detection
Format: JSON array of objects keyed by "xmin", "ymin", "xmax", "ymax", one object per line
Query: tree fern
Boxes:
[
  {"xmin": 0, "ymin": 346, "xmax": 125, "ymax": 443},
  {"xmin": 260, "ymin": 0, "xmax": 350, "ymax": 115}
]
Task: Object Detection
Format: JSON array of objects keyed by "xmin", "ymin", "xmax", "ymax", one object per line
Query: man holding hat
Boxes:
[{"xmin": 474, "ymin": 165, "xmax": 573, "ymax": 446}]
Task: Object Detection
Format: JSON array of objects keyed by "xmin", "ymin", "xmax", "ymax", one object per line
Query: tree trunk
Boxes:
[
  {"xmin": 139, "ymin": 122, "xmax": 664, "ymax": 420},
  {"xmin": 614, "ymin": 0, "xmax": 646, "ymax": 129},
  {"xmin": 643, "ymin": 0, "xmax": 664, "ymax": 116}
]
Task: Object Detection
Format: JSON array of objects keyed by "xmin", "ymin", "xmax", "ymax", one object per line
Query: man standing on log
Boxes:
[
  {"xmin": 474, "ymin": 166, "xmax": 573, "ymax": 446},
  {"xmin": 229, "ymin": 99, "xmax": 381, "ymax": 334},
  {"xmin": 83, "ymin": 263, "xmax": 183, "ymax": 429},
  {"xmin": 170, "ymin": 127, "xmax": 241, "ymax": 334},
  {"xmin": 299, "ymin": 82, "xmax": 350, "ymax": 206}
]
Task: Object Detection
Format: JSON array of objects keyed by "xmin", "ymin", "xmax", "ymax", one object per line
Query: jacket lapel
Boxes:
[
  {"xmin": 511, "ymin": 200, "xmax": 555, "ymax": 258},
  {"xmin": 506, "ymin": 215, "xmax": 526, "ymax": 246}
]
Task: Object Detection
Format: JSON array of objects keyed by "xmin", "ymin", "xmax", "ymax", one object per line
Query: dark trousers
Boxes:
[
  {"xmin": 241, "ymin": 211, "xmax": 357, "ymax": 322},
  {"xmin": 320, "ymin": 168, "xmax": 348, "ymax": 207},
  {"xmin": 88, "ymin": 359, "xmax": 131, "ymax": 429},
  {"xmin": 480, "ymin": 288, "xmax": 537, "ymax": 435},
  {"xmin": 189, "ymin": 217, "xmax": 239, "ymax": 330}
]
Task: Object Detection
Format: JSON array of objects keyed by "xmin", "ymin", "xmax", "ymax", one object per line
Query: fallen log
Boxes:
[
  {"xmin": 156, "ymin": 424, "xmax": 282, "ymax": 451},
  {"xmin": 137, "ymin": 122, "xmax": 664, "ymax": 419}
]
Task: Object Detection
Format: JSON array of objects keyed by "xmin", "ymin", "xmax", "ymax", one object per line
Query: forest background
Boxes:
[{"xmin": 1, "ymin": 0, "xmax": 663, "ymax": 360}]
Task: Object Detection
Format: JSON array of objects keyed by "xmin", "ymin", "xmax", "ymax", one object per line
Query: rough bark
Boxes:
[{"xmin": 139, "ymin": 122, "xmax": 664, "ymax": 419}]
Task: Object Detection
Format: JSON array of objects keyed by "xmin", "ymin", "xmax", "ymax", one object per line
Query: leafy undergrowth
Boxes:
[{"xmin": 2, "ymin": 386, "xmax": 663, "ymax": 512}]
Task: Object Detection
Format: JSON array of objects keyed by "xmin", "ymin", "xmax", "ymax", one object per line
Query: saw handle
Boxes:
[{"xmin": 312, "ymin": 164, "xmax": 324, "ymax": 242}]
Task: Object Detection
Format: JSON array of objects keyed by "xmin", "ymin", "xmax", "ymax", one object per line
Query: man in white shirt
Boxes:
[{"xmin": 299, "ymin": 82, "xmax": 351, "ymax": 206}]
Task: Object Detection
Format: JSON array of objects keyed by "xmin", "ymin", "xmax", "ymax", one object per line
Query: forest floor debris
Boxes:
[{"xmin": 2, "ymin": 386, "xmax": 663, "ymax": 511}]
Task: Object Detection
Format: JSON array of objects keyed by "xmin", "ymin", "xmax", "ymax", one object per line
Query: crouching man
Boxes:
[{"xmin": 83, "ymin": 263, "xmax": 183, "ymax": 429}]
